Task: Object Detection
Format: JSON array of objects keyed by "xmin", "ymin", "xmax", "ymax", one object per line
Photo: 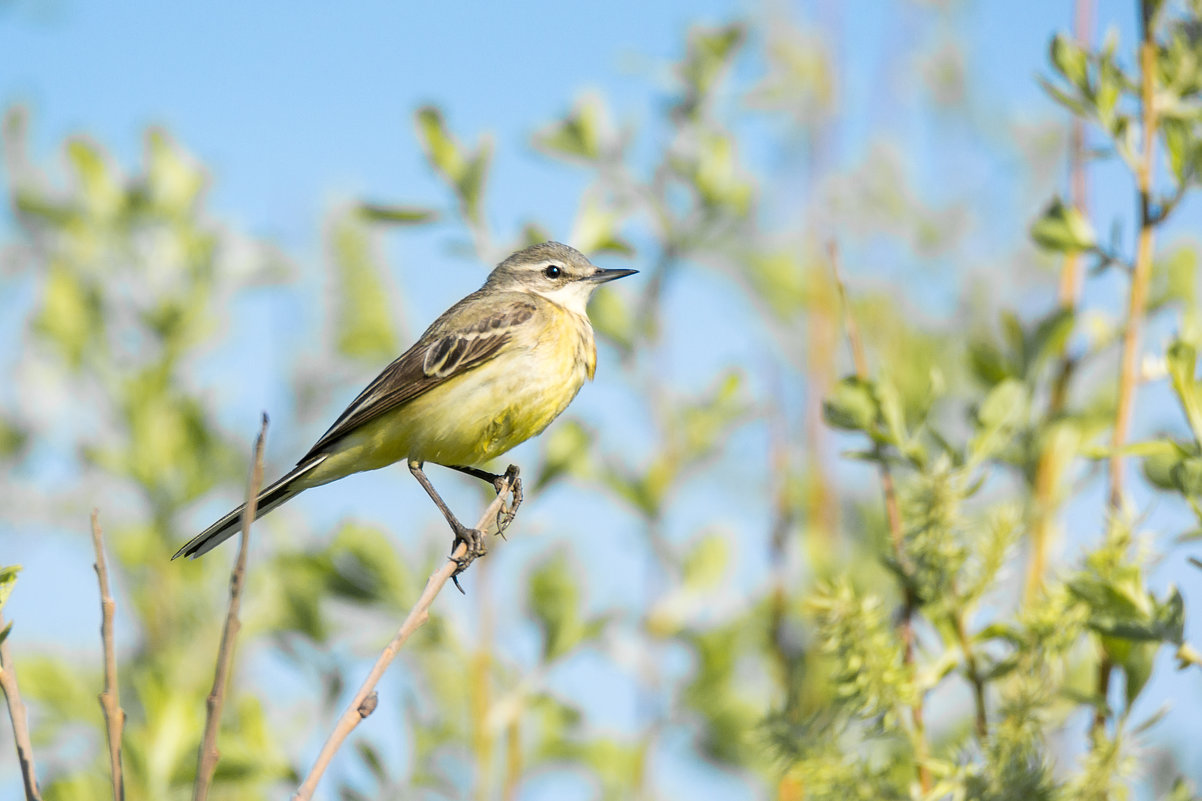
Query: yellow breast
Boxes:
[{"xmin": 307, "ymin": 301, "xmax": 596, "ymax": 484}]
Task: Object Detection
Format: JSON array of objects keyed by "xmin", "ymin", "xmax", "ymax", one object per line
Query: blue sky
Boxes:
[{"xmin": 4, "ymin": 0, "xmax": 1202, "ymax": 798}]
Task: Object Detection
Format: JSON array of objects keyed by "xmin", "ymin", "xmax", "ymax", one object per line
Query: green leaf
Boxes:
[
  {"xmin": 457, "ymin": 142, "xmax": 492, "ymax": 226},
  {"xmin": 1050, "ymin": 34, "xmax": 1090, "ymax": 92},
  {"xmin": 330, "ymin": 213, "xmax": 398, "ymax": 362},
  {"xmin": 1162, "ymin": 118, "xmax": 1197, "ymax": 185},
  {"xmin": 570, "ymin": 196, "xmax": 633, "ymax": 257},
  {"xmin": 969, "ymin": 378, "xmax": 1028, "ymax": 462},
  {"xmin": 357, "ymin": 203, "xmax": 438, "ymax": 226},
  {"xmin": 745, "ymin": 251, "xmax": 808, "ymax": 318},
  {"xmin": 414, "ymin": 105, "xmax": 491, "ymax": 225},
  {"xmin": 1141, "ymin": 439, "xmax": 1196, "ymax": 489},
  {"xmin": 1071, "ymin": 570, "xmax": 1185, "ymax": 644},
  {"xmin": 415, "ymin": 105, "xmax": 466, "ymax": 183},
  {"xmin": 34, "ymin": 262, "xmax": 104, "ymax": 369},
  {"xmin": 536, "ymin": 419, "xmax": 594, "ymax": 491},
  {"xmin": 1029, "ymin": 307, "xmax": 1075, "ymax": 369},
  {"xmin": 676, "ymin": 23, "xmax": 746, "ymax": 117},
  {"xmin": 682, "ymin": 533, "xmax": 729, "ymax": 590},
  {"xmin": 1172, "ymin": 457, "xmax": 1202, "ymax": 498},
  {"xmin": 1031, "ymin": 197, "xmax": 1096, "ymax": 253},
  {"xmin": 875, "ymin": 377, "xmax": 910, "ymax": 452},
  {"xmin": 67, "ymin": 137, "xmax": 122, "ymax": 218},
  {"xmin": 528, "ymin": 551, "xmax": 587, "ymax": 662},
  {"xmin": 1039, "ymin": 75, "xmax": 1091, "ymax": 117},
  {"xmin": 324, "ymin": 523, "xmax": 412, "ymax": 608},
  {"xmin": 533, "ymin": 94, "xmax": 608, "ymax": 162},
  {"xmin": 1167, "ymin": 340, "xmax": 1202, "ymax": 444},
  {"xmin": 0, "ymin": 565, "xmax": 22, "ymax": 613},
  {"xmin": 692, "ymin": 131, "xmax": 753, "ymax": 216},
  {"xmin": 823, "ymin": 376, "xmax": 877, "ymax": 432},
  {"xmin": 144, "ymin": 128, "xmax": 206, "ymax": 217},
  {"xmin": 1114, "ymin": 638, "xmax": 1157, "ymax": 708},
  {"xmin": 0, "ymin": 418, "xmax": 28, "ymax": 459}
]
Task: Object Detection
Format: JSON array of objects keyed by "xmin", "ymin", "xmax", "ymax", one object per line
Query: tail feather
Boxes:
[{"xmin": 172, "ymin": 456, "xmax": 327, "ymax": 560}]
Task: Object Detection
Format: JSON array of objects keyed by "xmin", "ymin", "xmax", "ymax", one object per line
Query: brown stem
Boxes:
[
  {"xmin": 1027, "ymin": 0, "xmax": 1094, "ymax": 602},
  {"xmin": 828, "ymin": 241, "xmax": 930, "ymax": 792},
  {"xmin": 91, "ymin": 510, "xmax": 126, "ymax": 801},
  {"xmin": 804, "ymin": 258, "xmax": 840, "ymax": 544},
  {"xmin": 1095, "ymin": 5, "xmax": 1158, "ymax": 742},
  {"xmin": 292, "ymin": 472, "xmax": 520, "ymax": 801},
  {"xmin": 472, "ymin": 558, "xmax": 495, "ymax": 801},
  {"xmin": 1107, "ymin": 36, "xmax": 1158, "ymax": 515},
  {"xmin": 193, "ymin": 415, "xmax": 268, "ymax": 801},
  {"xmin": 501, "ymin": 715, "xmax": 521, "ymax": 801},
  {"xmin": 0, "ymin": 614, "xmax": 42, "ymax": 801}
]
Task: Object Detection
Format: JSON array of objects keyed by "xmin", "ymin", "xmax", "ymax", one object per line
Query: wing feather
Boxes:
[{"xmin": 301, "ymin": 295, "xmax": 538, "ymax": 459}]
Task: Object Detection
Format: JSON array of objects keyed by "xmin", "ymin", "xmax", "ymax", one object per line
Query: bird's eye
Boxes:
[{"xmin": 544, "ymin": 265, "xmax": 562, "ymax": 279}]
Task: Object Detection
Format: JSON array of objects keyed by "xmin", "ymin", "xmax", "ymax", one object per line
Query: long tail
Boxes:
[{"xmin": 172, "ymin": 456, "xmax": 328, "ymax": 560}]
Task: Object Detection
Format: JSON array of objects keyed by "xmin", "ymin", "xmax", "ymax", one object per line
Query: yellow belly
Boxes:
[{"xmin": 300, "ymin": 307, "xmax": 594, "ymax": 487}]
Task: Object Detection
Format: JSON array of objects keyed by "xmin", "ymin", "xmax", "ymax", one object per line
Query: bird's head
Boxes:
[{"xmin": 485, "ymin": 241, "xmax": 636, "ymax": 315}]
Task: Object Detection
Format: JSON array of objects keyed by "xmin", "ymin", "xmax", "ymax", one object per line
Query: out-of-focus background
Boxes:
[{"xmin": 3, "ymin": 0, "xmax": 1202, "ymax": 798}]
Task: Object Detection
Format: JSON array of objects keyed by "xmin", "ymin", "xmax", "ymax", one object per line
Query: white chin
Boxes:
[{"xmin": 534, "ymin": 283, "xmax": 594, "ymax": 315}]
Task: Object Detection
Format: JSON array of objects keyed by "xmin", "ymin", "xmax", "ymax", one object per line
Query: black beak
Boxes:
[{"xmin": 587, "ymin": 268, "xmax": 639, "ymax": 283}]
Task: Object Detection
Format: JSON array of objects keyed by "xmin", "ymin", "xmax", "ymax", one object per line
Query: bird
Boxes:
[{"xmin": 173, "ymin": 241, "xmax": 636, "ymax": 570}]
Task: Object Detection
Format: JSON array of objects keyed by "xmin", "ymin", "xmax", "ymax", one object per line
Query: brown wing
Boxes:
[{"xmin": 301, "ymin": 294, "xmax": 538, "ymax": 460}]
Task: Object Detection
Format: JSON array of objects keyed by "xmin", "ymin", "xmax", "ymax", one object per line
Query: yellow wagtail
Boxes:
[{"xmin": 173, "ymin": 241, "xmax": 636, "ymax": 566}]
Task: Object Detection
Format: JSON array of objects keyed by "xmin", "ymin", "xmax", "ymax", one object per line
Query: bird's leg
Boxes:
[
  {"xmin": 408, "ymin": 459, "xmax": 486, "ymax": 583},
  {"xmin": 449, "ymin": 463, "xmax": 523, "ymax": 535}
]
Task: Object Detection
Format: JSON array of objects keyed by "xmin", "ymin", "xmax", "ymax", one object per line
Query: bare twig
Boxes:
[
  {"xmin": 91, "ymin": 510, "xmax": 126, "ymax": 801},
  {"xmin": 292, "ymin": 471, "xmax": 520, "ymax": 801},
  {"xmin": 0, "ymin": 613, "xmax": 42, "ymax": 801},
  {"xmin": 193, "ymin": 414, "xmax": 268, "ymax": 801},
  {"xmin": 828, "ymin": 241, "xmax": 931, "ymax": 792}
]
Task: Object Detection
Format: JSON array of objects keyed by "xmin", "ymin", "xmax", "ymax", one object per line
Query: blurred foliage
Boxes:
[{"xmin": 3, "ymin": 2, "xmax": 1202, "ymax": 801}]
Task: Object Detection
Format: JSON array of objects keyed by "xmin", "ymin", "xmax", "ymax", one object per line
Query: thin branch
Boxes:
[
  {"xmin": 1027, "ymin": 0, "xmax": 1094, "ymax": 602},
  {"xmin": 91, "ymin": 510, "xmax": 126, "ymax": 801},
  {"xmin": 292, "ymin": 471, "xmax": 520, "ymax": 801},
  {"xmin": 0, "ymin": 613, "xmax": 42, "ymax": 801},
  {"xmin": 193, "ymin": 414, "xmax": 268, "ymax": 801},
  {"xmin": 952, "ymin": 609, "xmax": 988, "ymax": 740},
  {"xmin": 1097, "ymin": 7, "xmax": 1158, "ymax": 740},
  {"xmin": 502, "ymin": 715, "xmax": 521, "ymax": 801},
  {"xmin": 827, "ymin": 241, "xmax": 931, "ymax": 793},
  {"xmin": 1107, "ymin": 26, "xmax": 1158, "ymax": 516}
]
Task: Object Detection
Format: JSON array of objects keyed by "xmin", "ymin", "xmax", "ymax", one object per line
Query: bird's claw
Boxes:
[
  {"xmin": 494, "ymin": 465, "xmax": 523, "ymax": 535},
  {"xmin": 449, "ymin": 524, "xmax": 488, "ymax": 593}
]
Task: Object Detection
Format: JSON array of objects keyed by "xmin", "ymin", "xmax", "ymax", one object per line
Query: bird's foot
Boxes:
[
  {"xmin": 449, "ymin": 522, "xmax": 488, "ymax": 593},
  {"xmin": 495, "ymin": 464, "xmax": 522, "ymax": 536}
]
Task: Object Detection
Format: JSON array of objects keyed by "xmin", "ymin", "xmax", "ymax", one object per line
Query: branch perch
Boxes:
[
  {"xmin": 193, "ymin": 414, "xmax": 268, "ymax": 801},
  {"xmin": 0, "ymin": 612, "xmax": 41, "ymax": 801},
  {"xmin": 91, "ymin": 510, "xmax": 126, "ymax": 801},
  {"xmin": 292, "ymin": 470, "xmax": 520, "ymax": 801}
]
